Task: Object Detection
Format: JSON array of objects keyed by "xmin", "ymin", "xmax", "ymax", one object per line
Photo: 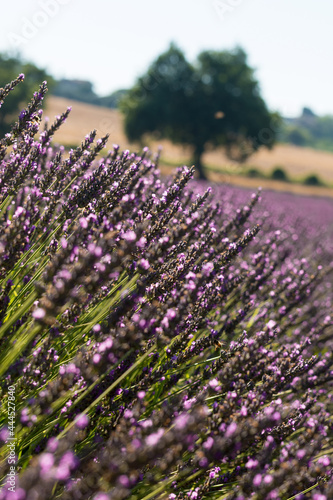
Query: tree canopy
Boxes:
[
  {"xmin": 121, "ymin": 44, "xmax": 281, "ymax": 178},
  {"xmin": 0, "ymin": 53, "xmax": 52, "ymax": 136}
]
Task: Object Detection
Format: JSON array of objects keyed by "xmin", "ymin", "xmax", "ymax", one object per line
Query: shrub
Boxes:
[
  {"xmin": 246, "ymin": 167, "xmax": 263, "ymax": 178},
  {"xmin": 271, "ymin": 166, "xmax": 289, "ymax": 181},
  {"xmin": 0, "ymin": 77, "xmax": 332, "ymax": 500},
  {"xmin": 303, "ymin": 174, "xmax": 323, "ymax": 186},
  {"xmin": 284, "ymin": 125, "xmax": 312, "ymax": 146}
]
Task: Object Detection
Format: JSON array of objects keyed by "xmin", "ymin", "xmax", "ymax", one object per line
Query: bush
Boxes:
[
  {"xmin": 0, "ymin": 78, "xmax": 333, "ymax": 500},
  {"xmin": 284, "ymin": 126, "xmax": 312, "ymax": 146},
  {"xmin": 271, "ymin": 166, "xmax": 289, "ymax": 181},
  {"xmin": 303, "ymin": 174, "xmax": 323, "ymax": 186},
  {"xmin": 247, "ymin": 167, "xmax": 263, "ymax": 178}
]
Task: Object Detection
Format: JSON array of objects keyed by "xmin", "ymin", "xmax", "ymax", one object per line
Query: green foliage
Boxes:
[
  {"xmin": 52, "ymin": 79, "xmax": 128, "ymax": 109},
  {"xmin": 52, "ymin": 79, "xmax": 99, "ymax": 104},
  {"xmin": 121, "ymin": 44, "xmax": 280, "ymax": 178},
  {"xmin": 271, "ymin": 166, "xmax": 289, "ymax": 181},
  {"xmin": 303, "ymin": 174, "xmax": 323, "ymax": 186},
  {"xmin": 281, "ymin": 107, "xmax": 333, "ymax": 152},
  {"xmin": 283, "ymin": 126, "xmax": 312, "ymax": 146},
  {"xmin": 246, "ymin": 167, "xmax": 264, "ymax": 178},
  {"xmin": 0, "ymin": 53, "xmax": 53, "ymax": 135},
  {"xmin": 98, "ymin": 89, "xmax": 128, "ymax": 108}
]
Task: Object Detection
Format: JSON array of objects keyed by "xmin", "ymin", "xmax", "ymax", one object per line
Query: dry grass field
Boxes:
[{"xmin": 45, "ymin": 96, "xmax": 333, "ymax": 197}]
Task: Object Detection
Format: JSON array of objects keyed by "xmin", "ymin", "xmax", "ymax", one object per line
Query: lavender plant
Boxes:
[{"xmin": 0, "ymin": 76, "xmax": 332, "ymax": 500}]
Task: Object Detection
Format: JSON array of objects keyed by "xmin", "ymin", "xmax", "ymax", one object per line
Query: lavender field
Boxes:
[{"xmin": 0, "ymin": 78, "xmax": 333, "ymax": 500}]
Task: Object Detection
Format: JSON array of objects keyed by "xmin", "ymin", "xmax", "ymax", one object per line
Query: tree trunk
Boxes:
[{"xmin": 192, "ymin": 146, "xmax": 206, "ymax": 180}]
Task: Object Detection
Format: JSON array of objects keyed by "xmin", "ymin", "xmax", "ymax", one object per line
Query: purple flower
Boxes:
[
  {"xmin": 146, "ymin": 428, "xmax": 164, "ymax": 446},
  {"xmin": 93, "ymin": 353, "xmax": 101, "ymax": 364},
  {"xmin": 122, "ymin": 230, "xmax": 136, "ymax": 241},
  {"xmin": 317, "ymin": 456, "xmax": 330, "ymax": 466},
  {"xmin": 118, "ymin": 475, "xmax": 130, "ymax": 487},
  {"xmin": 240, "ymin": 406, "xmax": 248, "ymax": 416},
  {"xmin": 93, "ymin": 494, "xmax": 110, "ymax": 500},
  {"xmin": 47, "ymin": 437, "xmax": 58, "ymax": 452},
  {"xmin": 139, "ymin": 258, "xmax": 150, "ymax": 270},
  {"xmin": 75, "ymin": 413, "xmax": 89, "ymax": 429},
  {"xmin": 32, "ymin": 308, "xmax": 46, "ymax": 319},
  {"xmin": 253, "ymin": 474, "xmax": 262, "ymax": 487},
  {"xmin": 202, "ymin": 262, "xmax": 214, "ymax": 276},
  {"xmin": 225, "ymin": 422, "xmax": 237, "ymax": 438},
  {"xmin": 0, "ymin": 428, "xmax": 9, "ymax": 442},
  {"xmin": 203, "ymin": 437, "xmax": 214, "ymax": 450},
  {"xmin": 39, "ymin": 453, "xmax": 54, "ymax": 477},
  {"xmin": 166, "ymin": 309, "xmax": 176, "ymax": 319},
  {"xmin": 246, "ymin": 458, "xmax": 259, "ymax": 469},
  {"xmin": 208, "ymin": 378, "xmax": 219, "ymax": 389},
  {"xmin": 296, "ymin": 449, "xmax": 306, "ymax": 460}
]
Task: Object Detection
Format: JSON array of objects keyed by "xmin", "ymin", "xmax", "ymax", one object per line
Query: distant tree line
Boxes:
[
  {"xmin": 52, "ymin": 79, "xmax": 127, "ymax": 109},
  {"xmin": 0, "ymin": 52, "xmax": 125, "ymax": 135},
  {"xmin": 280, "ymin": 107, "xmax": 333, "ymax": 152}
]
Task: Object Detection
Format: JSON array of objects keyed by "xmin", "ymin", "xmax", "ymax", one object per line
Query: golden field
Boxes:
[{"xmin": 45, "ymin": 96, "xmax": 333, "ymax": 197}]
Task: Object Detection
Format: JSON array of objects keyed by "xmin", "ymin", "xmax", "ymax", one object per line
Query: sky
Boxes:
[{"xmin": 0, "ymin": 0, "xmax": 333, "ymax": 117}]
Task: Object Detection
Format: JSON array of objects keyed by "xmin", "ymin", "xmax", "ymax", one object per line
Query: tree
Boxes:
[
  {"xmin": 99, "ymin": 89, "xmax": 128, "ymax": 109},
  {"xmin": 121, "ymin": 44, "xmax": 281, "ymax": 179},
  {"xmin": 284, "ymin": 126, "xmax": 311, "ymax": 146},
  {"xmin": 0, "ymin": 53, "xmax": 52, "ymax": 136},
  {"xmin": 52, "ymin": 79, "xmax": 99, "ymax": 105}
]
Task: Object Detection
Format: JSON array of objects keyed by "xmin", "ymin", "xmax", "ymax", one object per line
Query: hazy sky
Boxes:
[{"xmin": 0, "ymin": 0, "xmax": 332, "ymax": 117}]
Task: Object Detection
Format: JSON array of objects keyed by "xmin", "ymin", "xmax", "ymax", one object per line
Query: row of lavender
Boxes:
[{"xmin": 0, "ymin": 76, "xmax": 332, "ymax": 500}]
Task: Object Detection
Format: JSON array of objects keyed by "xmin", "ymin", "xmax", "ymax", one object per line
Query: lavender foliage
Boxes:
[{"xmin": 0, "ymin": 77, "xmax": 332, "ymax": 500}]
